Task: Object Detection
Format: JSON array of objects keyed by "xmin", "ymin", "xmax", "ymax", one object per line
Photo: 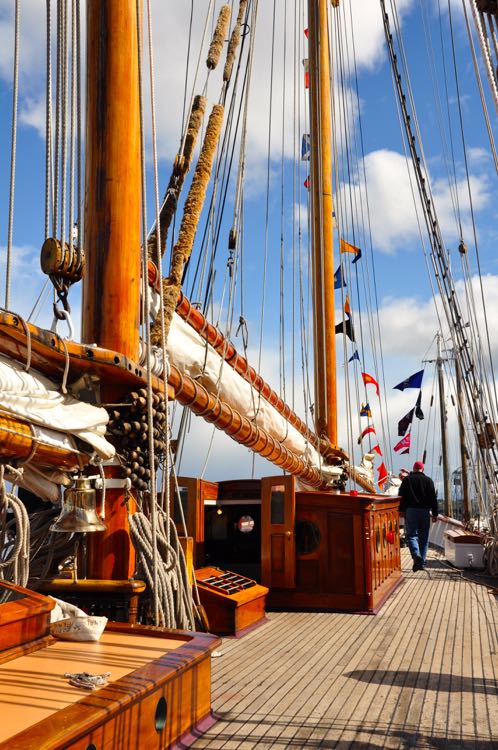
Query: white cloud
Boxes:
[
  {"xmin": 19, "ymin": 97, "xmax": 46, "ymax": 138},
  {"xmin": 342, "ymin": 0, "xmax": 415, "ymax": 71},
  {"xmin": 0, "ymin": 0, "xmax": 46, "ymax": 87},
  {"xmin": 338, "ymin": 148, "xmax": 493, "ymax": 253}
]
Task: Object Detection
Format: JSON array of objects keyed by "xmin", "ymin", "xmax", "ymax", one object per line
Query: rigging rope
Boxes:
[
  {"xmin": 467, "ymin": 0, "xmax": 498, "ymax": 115},
  {"xmin": 45, "ymin": 0, "xmax": 53, "ymax": 240},
  {"xmin": 381, "ymin": 0, "xmax": 498, "ymax": 565},
  {"xmin": 5, "ymin": 0, "xmax": 20, "ymax": 311},
  {"xmin": 0, "ymin": 466, "xmax": 29, "ymax": 588}
]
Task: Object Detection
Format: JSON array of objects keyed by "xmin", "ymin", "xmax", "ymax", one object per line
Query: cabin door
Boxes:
[{"xmin": 261, "ymin": 475, "xmax": 296, "ymax": 589}]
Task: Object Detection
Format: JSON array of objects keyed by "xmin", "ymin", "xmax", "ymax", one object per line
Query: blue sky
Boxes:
[{"xmin": 0, "ymin": 0, "xmax": 497, "ymax": 495}]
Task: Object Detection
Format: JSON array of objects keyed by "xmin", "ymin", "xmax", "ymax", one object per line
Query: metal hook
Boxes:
[{"xmin": 51, "ymin": 308, "xmax": 75, "ymax": 340}]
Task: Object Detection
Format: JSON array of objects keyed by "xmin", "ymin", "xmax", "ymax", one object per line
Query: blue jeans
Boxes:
[{"xmin": 404, "ymin": 507, "xmax": 431, "ymax": 562}]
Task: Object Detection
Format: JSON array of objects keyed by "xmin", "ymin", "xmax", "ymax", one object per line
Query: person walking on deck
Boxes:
[{"xmin": 398, "ymin": 461, "xmax": 438, "ymax": 571}]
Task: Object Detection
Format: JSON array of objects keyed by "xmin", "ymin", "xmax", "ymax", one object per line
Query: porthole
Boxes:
[
  {"xmin": 86, "ymin": 744, "xmax": 97, "ymax": 750},
  {"xmin": 237, "ymin": 515, "xmax": 255, "ymax": 533},
  {"xmin": 155, "ymin": 696, "xmax": 167, "ymax": 733},
  {"xmin": 296, "ymin": 520, "xmax": 321, "ymax": 555}
]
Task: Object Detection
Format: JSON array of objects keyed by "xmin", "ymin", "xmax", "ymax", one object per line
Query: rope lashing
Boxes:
[
  {"xmin": 152, "ymin": 103, "xmax": 224, "ymax": 345},
  {"xmin": 223, "ymin": 0, "xmax": 248, "ymax": 83},
  {"xmin": 147, "ymin": 95, "xmax": 207, "ymax": 260},
  {"xmin": 182, "ymin": 94, "xmax": 208, "ymax": 167},
  {"xmin": 206, "ymin": 4, "xmax": 231, "ymax": 70}
]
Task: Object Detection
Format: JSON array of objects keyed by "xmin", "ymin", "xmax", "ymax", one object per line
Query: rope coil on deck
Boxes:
[{"xmin": 129, "ymin": 508, "xmax": 196, "ymax": 629}]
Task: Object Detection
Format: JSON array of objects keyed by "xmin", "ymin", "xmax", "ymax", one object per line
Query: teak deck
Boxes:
[{"xmin": 191, "ymin": 548, "xmax": 497, "ymax": 749}]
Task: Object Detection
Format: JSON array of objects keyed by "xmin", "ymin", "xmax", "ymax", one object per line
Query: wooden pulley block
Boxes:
[{"xmin": 40, "ymin": 237, "xmax": 85, "ymax": 282}]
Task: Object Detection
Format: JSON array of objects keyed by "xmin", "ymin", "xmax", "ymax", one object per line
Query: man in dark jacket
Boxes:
[{"xmin": 398, "ymin": 461, "xmax": 438, "ymax": 571}]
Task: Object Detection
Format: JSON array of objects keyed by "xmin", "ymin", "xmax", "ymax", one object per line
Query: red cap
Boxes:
[{"xmin": 413, "ymin": 461, "xmax": 424, "ymax": 472}]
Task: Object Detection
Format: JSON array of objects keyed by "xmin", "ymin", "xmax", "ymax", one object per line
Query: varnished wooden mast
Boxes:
[
  {"xmin": 83, "ymin": 0, "xmax": 141, "ymax": 579},
  {"xmin": 308, "ymin": 0, "xmax": 337, "ymax": 447}
]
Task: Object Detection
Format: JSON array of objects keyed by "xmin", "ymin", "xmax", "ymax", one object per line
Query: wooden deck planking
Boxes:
[{"xmin": 192, "ymin": 549, "xmax": 497, "ymax": 749}]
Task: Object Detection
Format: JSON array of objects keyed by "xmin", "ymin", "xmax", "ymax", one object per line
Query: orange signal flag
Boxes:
[
  {"xmin": 362, "ymin": 371, "xmax": 380, "ymax": 396},
  {"xmin": 303, "ymin": 58, "xmax": 309, "ymax": 88},
  {"xmin": 377, "ymin": 462, "xmax": 388, "ymax": 486},
  {"xmin": 344, "ymin": 294, "xmax": 351, "ymax": 317},
  {"xmin": 340, "ymin": 239, "xmax": 361, "ymax": 256}
]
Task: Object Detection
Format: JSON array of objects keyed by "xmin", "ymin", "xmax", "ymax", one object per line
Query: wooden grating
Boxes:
[{"xmin": 192, "ymin": 548, "xmax": 498, "ymax": 749}]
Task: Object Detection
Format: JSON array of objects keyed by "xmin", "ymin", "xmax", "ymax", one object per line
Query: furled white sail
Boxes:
[
  {"xmin": 154, "ymin": 314, "xmax": 342, "ymax": 484},
  {"xmin": 0, "ymin": 354, "xmax": 115, "ymax": 460}
]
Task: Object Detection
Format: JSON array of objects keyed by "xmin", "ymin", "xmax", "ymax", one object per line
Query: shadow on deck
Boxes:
[{"xmin": 191, "ymin": 548, "xmax": 498, "ymax": 750}]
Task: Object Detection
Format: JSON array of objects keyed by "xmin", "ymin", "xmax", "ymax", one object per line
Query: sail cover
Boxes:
[
  {"xmin": 0, "ymin": 354, "xmax": 115, "ymax": 460},
  {"xmin": 165, "ymin": 314, "xmax": 341, "ymax": 484}
]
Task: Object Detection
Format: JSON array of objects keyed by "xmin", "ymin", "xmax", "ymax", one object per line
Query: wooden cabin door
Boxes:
[{"xmin": 261, "ymin": 475, "xmax": 296, "ymax": 588}]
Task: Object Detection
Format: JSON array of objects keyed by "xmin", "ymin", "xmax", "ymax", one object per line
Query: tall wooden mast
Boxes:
[
  {"xmin": 308, "ymin": 0, "xmax": 337, "ymax": 447},
  {"xmin": 82, "ymin": 0, "xmax": 141, "ymax": 579}
]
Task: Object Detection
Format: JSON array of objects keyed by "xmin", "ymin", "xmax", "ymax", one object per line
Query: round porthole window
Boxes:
[
  {"xmin": 155, "ymin": 696, "xmax": 167, "ymax": 733},
  {"xmin": 296, "ymin": 520, "xmax": 321, "ymax": 555},
  {"xmin": 237, "ymin": 515, "xmax": 255, "ymax": 533},
  {"xmin": 86, "ymin": 745, "xmax": 97, "ymax": 750}
]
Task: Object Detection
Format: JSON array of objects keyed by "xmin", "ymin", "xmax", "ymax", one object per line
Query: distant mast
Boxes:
[
  {"xmin": 436, "ymin": 334, "xmax": 452, "ymax": 517},
  {"xmin": 308, "ymin": 0, "xmax": 338, "ymax": 447}
]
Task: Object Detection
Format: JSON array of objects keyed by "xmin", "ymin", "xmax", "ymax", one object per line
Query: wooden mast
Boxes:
[
  {"xmin": 308, "ymin": 0, "xmax": 337, "ymax": 447},
  {"xmin": 82, "ymin": 0, "xmax": 141, "ymax": 579}
]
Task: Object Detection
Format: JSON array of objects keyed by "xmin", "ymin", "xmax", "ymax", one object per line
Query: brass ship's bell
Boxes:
[{"xmin": 50, "ymin": 476, "xmax": 106, "ymax": 533}]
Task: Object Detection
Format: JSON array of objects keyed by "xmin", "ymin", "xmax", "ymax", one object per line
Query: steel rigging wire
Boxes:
[{"xmin": 381, "ymin": 0, "xmax": 498, "ymax": 568}]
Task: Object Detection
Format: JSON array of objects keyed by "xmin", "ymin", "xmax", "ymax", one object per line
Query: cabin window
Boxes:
[
  {"xmin": 296, "ymin": 520, "xmax": 321, "ymax": 555},
  {"xmin": 270, "ymin": 485, "xmax": 285, "ymax": 524}
]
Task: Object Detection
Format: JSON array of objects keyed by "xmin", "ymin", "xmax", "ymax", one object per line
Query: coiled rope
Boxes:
[
  {"xmin": 0, "ymin": 466, "xmax": 29, "ymax": 588},
  {"xmin": 129, "ymin": 508, "xmax": 195, "ymax": 629}
]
